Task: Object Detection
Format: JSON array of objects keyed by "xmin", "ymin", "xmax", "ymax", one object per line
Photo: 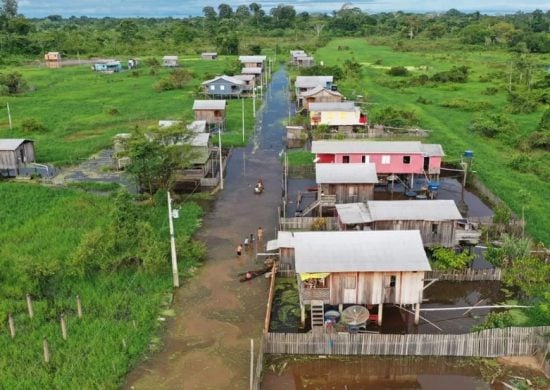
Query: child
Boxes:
[{"xmin": 236, "ymin": 244, "xmax": 243, "ymax": 256}]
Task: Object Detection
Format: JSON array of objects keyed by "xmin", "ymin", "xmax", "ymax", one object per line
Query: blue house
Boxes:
[
  {"xmin": 201, "ymin": 75, "xmax": 245, "ymax": 98},
  {"xmin": 92, "ymin": 60, "xmax": 122, "ymax": 73}
]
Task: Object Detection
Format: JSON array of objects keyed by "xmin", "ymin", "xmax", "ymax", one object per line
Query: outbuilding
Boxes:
[
  {"xmin": 162, "ymin": 56, "xmax": 179, "ymax": 67},
  {"xmin": 192, "ymin": 100, "xmax": 227, "ymax": 128},
  {"xmin": 0, "ymin": 139, "xmax": 35, "ymax": 177}
]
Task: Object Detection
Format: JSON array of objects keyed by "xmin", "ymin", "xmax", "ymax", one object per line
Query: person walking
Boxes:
[
  {"xmin": 236, "ymin": 244, "xmax": 243, "ymax": 256},
  {"xmin": 257, "ymin": 227, "xmax": 263, "ymax": 241},
  {"xmin": 244, "ymin": 237, "xmax": 249, "ymax": 248}
]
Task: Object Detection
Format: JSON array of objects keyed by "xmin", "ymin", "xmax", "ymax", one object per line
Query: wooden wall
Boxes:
[
  {"xmin": 373, "ymin": 220, "xmax": 456, "ymax": 247},
  {"xmin": 324, "ymin": 183, "xmax": 374, "ymax": 204}
]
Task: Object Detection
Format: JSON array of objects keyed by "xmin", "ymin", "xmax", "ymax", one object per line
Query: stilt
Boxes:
[
  {"xmin": 300, "ymin": 304, "xmax": 305, "ymax": 326},
  {"xmin": 414, "ymin": 303, "xmax": 420, "ymax": 325},
  {"xmin": 378, "ymin": 304, "xmax": 383, "ymax": 326},
  {"xmin": 338, "ymin": 303, "xmax": 343, "ymax": 314},
  {"xmin": 410, "ymin": 173, "xmax": 414, "ymax": 190}
]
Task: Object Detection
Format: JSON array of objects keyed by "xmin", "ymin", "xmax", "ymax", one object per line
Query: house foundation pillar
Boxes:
[
  {"xmin": 378, "ymin": 303, "xmax": 383, "ymax": 326},
  {"xmin": 338, "ymin": 303, "xmax": 343, "ymax": 314},
  {"xmin": 300, "ymin": 304, "xmax": 306, "ymax": 326},
  {"xmin": 414, "ymin": 303, "xmax": 420, "ymax": 325}
]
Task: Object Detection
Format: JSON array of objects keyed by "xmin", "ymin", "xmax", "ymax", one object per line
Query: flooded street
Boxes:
[{"xmin": 125, "ymin": 69, "xmax": 291, "ymax": 389}]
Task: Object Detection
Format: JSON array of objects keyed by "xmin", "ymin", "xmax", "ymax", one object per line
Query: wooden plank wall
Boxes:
[
  {"xmin": 425, "ymin": 268, "xmax": 501, "ymax": 281},
  {"xmin": 264, "ymin": 326, "xmax": 550, "ymax": 357}
]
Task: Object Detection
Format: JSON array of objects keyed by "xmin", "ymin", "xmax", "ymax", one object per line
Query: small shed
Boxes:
[
  {"xmin": 44, "ymin": 52, "xmax": 61, "ymax": 62},
  {"xmin": 296, "ymin": 56, "xmax": 315, "ymax": 68},
  {"xmin": 0, "ymin": 139, "xmax": 35, "ymax": 177},
  {"xmin": 202, "ymin": 75, "xmax": 245, "ymax": 98},
  {"xmin": 241, "ymin": 67, "xmax": 262, "ymax": 83},
  {"xmin": 300, "ymin": 86, "xmax": 343, "ymax": 111},
  {"xmin": 239, "ymin": 55, "xmax": 266, "ymax": 69},
  {"xmin": 315, "ymin": 163, "xmax": 378, "ymax": 205},
  {"xmin": 234, "ymin": 74, "xmax": 256, "ymax": 93},
  {"xmin": 192, "ymin": 100, "xmax": 227, "ymax": 127},
  {"xmin": 201, "ymin": 52, "xmax": 218, "ymax": 60},
  {"xmin": 128, "ymin": 58, "xmax": 138, "ymax": 69},
  {"xmin": 336, "ymin": 200, "xmax": 464, "ymax": 247},
  {"xmin": 162, "ymin": 56, "xmax": 179, "ymax": 67},
  {"xmin": 92, "ymin": 60, "xmax": 122, "ymax": 73}
]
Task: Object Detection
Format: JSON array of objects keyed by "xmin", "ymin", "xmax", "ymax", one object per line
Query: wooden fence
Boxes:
[
  {"xmin": 278, "ymin": 217, "xmax": 339, "ymax": 231},
  {"xmin": 287, "ymin": 165, "xmax": 315, "ymax": 178},
  {"xmin": 425, "ymin": 268, "xmax": 502, "ymax": 281},
  {"xmin": 252, "ymin": 336, "xmax": 266, "ymax": 390},
  {"xmin": 264, "ymin": 326, "xmax": 550, "ymax": 357}
]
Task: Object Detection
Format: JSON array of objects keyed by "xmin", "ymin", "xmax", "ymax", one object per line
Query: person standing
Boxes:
[
  {"xmin": 236, "ymin": 244, "xmax": 243, "ymax": 256},
  {"xmin": 257, "ymin": 227, "xmax": 263, "ymax": 241}
]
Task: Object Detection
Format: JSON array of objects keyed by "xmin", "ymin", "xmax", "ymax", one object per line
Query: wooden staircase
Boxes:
[{"xmin": 310, "ymin": 300, "xmax": 325, "ymax": 330}]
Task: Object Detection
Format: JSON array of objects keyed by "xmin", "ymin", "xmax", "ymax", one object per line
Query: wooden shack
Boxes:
[
  {"xmin": 336, "ymin": 200, "xmax": 467, "ymax": 247},
  {"xmin": 240, "ymin": 67, "xmax": 262, "ymax": 83},
  {"xmin": 315, "ymin": 162, "xmax": 378, "ymax": 203},
  {"xmin": 294, "ymin": 76, "xmax": 334, "ymax": 107},
  {"xmin": 201, "ymin": 52, "xmax": 218, "ymax": 60},
  {"xmin": 44, "ymin": 52, "xmax": 61, "ymax": 62},
  {"xmin": 202, "ymin": 75, "xmax": 245, "ymax": 98},
  {"xmin": 0, "ymin": 139, "xmax": 35, "ymax": 177},
  {"xmin": 300, "ymin": 86, "xmax": 343, "ymax": 111},
  {"xmin": 309, "ymin": 102, "xmax": 367, "ymax": 133},
  {"xmin": 192, "ymin": 100, "xmax": 227, "ymax": 128},
  {"xmin": 162, "ymin": 56, "xmax": 179, "ymax": 67},
  {"xmin": 239, "ymin": 55, "xmax": 266, "ymax": 69},
  {"xmin": 233, "ymin": 74, "xmax": 255, "ymax": 94},
  {"xmin": 270, "ymin": 230, "xmax": 431, "ymax": 326},
  {"xmin": 92, "ymin": 60, "xmax": 122, "ymax": 73}
]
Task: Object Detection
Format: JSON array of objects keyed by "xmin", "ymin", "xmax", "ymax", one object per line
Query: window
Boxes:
[
  {"xmin": 210, "ymin": 85, "xmax": 215, "ymax": 90},
  {"xmin": 220, "ymin": 85, "xmax": 225, "ymax": 91},
  {"xmin": 343, "ymin": 155, "xmax": 350, "ymax": 163},
  {"xmin": 403, "ymin": 156, "xmax": 411, "ymax": 164},
  {"xmin": 390, "ymin": 275, "xmax": 396, "ymax": 287},
  {"xmin": 381, "ymin": 155, "xmax": 391, "ymax": 164},
  {"xmin": 432, "ymin": 223, "xmax": 439, "ymax": 235},
  {"xmin": 361, "ymin": 155, "xmax": 369, "ymax": 163}
]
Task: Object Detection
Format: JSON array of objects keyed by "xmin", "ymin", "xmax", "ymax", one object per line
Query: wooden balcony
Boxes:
[{"xmin": 301, "ymin": 287, "xmax": 330, "ymax": 304}]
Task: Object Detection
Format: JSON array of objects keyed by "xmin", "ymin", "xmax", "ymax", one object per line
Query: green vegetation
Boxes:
[
  {"xmin": 430, "ymin": 247, "xmax": 474, "ymax": 270},
  {"xmin": 0, "ymin": 183, "xmax": 204, "ymax": 387},
  {"xmin": 286, "ymin": 150, "xmax": 314, "ymax": 166}
]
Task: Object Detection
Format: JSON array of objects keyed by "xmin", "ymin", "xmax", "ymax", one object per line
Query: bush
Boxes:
[
  {"xmin": 432, "ymin": 65, "xmax": 469, "ymax": 83},
  {"xmin": 387, "ymin": 66, "xmax": 409, "ymax": 76},
  {"xmin": 372, "ymin": 106, "xmax": 419, "ymax": 128},
  {"xmin": 106, "ymin": 107, "xmax": 120, "ymax": 116},
  {"xmin": 430, "ymin": 247, "xmax": 473, "ymax": 270},
  {"xmin": 0, "ymin": 71, "xmax": 28, "ymax": 95},
  {"xmin": 482, "ymin": 86, "xmax": 499, "ymax": 95},
  {"xmin": 507, "ymin": 90, "xmax": 538, "ymax": 114},
  {"xmin": 415, "ymin": 96, "xmax": 432, "ymax": 104},
  {"xmin": 153, "ymin": 69, "xmax": 193, "ymax": 92},
  {"xmin": 469, "ymin": 114, "xmax": 517, "ymax": 138},
  {"xmin": 144, "ymin": 57, "xmax": 160, "ymax": 67},
  {"xmin": 439, "ymin": 98, "xmax": 493, "ymax": 111},
  {"xmin": 21, "ymin": 118, "xmax": 48, "ymax": 133}
]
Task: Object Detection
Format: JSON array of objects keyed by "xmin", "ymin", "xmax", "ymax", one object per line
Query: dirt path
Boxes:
[{"xmin": 125, "ymin": 69, "xmax": 291, "ymax": 389}]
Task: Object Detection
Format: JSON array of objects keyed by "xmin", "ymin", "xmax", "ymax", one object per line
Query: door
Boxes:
[
  {"xmin": 343, "ymin": 273, "xmax": 357, "ymax": 303},
  {"xmin": 384, "ymin": 275, "xmax": 396, "ymax": 303}
]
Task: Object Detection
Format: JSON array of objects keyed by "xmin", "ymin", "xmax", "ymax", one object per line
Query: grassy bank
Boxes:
[
  {"xmin": 315, "ymin": 38, "xmax": 549, "ymax": 244},
  {"xmin": 0, "ymin": 182, "xmax": 204, "ymax": 388}
]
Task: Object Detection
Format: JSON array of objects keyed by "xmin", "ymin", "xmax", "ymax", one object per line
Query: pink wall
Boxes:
[{"xmin": 317, "ymin": 152, "xmax": 442, "ymax": 174}]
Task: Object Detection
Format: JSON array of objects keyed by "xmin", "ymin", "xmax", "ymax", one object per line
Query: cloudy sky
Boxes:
[{"xmin": 19, "ymin": 0, "xmax": 549, "ymax": 18}]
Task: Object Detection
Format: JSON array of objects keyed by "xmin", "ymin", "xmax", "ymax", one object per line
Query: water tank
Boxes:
[
  {"xmin": 464, "ymin": 150, "xmax": 474, "ymax": 158},
  {"xmin": 428, "ymin": 181, "xmax": 440, "ymax": 191}
]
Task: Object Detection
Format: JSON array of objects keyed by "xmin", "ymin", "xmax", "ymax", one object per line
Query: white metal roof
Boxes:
[
  {"xmin": 315, "ymin": 163, "xmax": 378, "ymax": 184},
  {"xmin": 335, "ymin": 203, "xmax": 373, "ymax": 224},
  {"xmin": 158, "ymin": 120, "xmax": 182, "ymax": 128},
  {"xmin": 202, "ymin": 52, "xmax": 217, "ymax": 56},
  {"xmin": 234, "ymin": 74, "xmax": 255, "ymax": 81},
  {"xmin": 295, "ymin": 76, "xmax": 333, "ymax": 89},
  {"xmin": 187, "ymin": 120, "xmax": 207, "ymax": 133},
  {"xmin": 190, "ymin": 133, "xmax": 210, "ymax": 147},
  {"xmin": 312, "ymin": 140, "xmax": 445, "ymax": 155},
  {"xmin": 420, "ymin": 143, "xmax": 445, "ymax": 157},
  {"xmin": 163, "ymin": 55, "xmax": 178, "ymax": 60},
  {"xmin": 0, "ymin": 139, "xmax": 31, "ymax": 151},
  {"xmin": 239, "ymin": 55, "xmax": 266, "ymax": 63},
  {"xmin": 309, "ymin": 102, "xmax": 356, "ymax": 112},
  {"xmin": 290, "ymin": 50, "xmax": 306, "ymax": 55},
  {"xmin": 192, "ymin": 100, "xmax": 226, "ymax": 110},
  {"xmin": 300, "ymin": 86, "xmax": 342, "ymax": 98},
  {"xmin": 201, "ymin": 75, "xmax": 245, "ymax": 86},
  {"xmin": 241, "ymin": 67, "xmax": 262, "ymax": 74},
  {"xmin": 267, "ymin": 231, "xmax": 295, "ymax": 251},
  {"xmin": 293, "ymin": 230, "xmax": 431, "ymax": 273},
  {"xmin": 368, "ymin": 200, "xmax": 462, "ymax": 221}
]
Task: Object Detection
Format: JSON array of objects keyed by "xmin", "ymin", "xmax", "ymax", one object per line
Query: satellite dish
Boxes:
[{"xmin": 341, "ymin": 305, "xmax": 369, "ymax": 325}]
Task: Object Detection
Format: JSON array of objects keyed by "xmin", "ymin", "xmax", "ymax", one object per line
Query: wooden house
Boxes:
[
  {"xmin": 290, "ymin": 50, "xmax": 306, "ymax": 64},
  {"xmin": 239, "ymin": 55, "xmax": 266, "ymax": 69},
  {"xmin": 202, "ymin": 75, "xmax": 245, "ymax": 98},
  {"xmin": 309, "ymin": 102, "xmax": 366, "ymax": 133},
  {"xmin": 0, "ymin": 139, "xmax": 35, "ymax": 177},
  {"xmin": 311, "ymin": 140, "xmax": 445, "ymax": 183},
  {"xmin": 241, "ymin": 67, "xmax": 262, "ymax": 83},
  {"xmin": 335, "ymin": 200, "xmax": 475, "ymax": 247},
  {"xmin": 300, "ymin": 86, "xmax": 343, "ymax": 111},
  {"xmin": 316, "ymin": 162, "xmax": 377, "ymax": 205},
  {"xmin": 192, "ymin": 100, "xmax": 226, "ymax": 128},
  {"xmin": 295, "ymin": 76, "xmax": 333, "ymax": 107},
  {"xmin": 44, "ymin": 52, "xmax": 61, "ymax": 62},
  {"xmin": 233, "ymin": 74, "xmax": 255, "ymax": 94},
  {"xmin": 269, "ymin": 230, "xmax": 431, "ymax": 326},
  {"xmin": 162, "ymin": 56, "xmax": 179, "ymax": 67},
  {"xmin": 201, "ymin": 52, "xmax": 218, "ymax": 60},
  {"xmin": 92, "ymin": 60, "xmax": 122, "ymax": 73}
]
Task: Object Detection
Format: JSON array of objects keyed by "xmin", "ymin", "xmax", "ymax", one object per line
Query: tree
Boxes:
[
  {"xmin": 270, "ymin": 5, "xmax": 296, "ymax": 29},
  {"xmin": 117, "ymin": 20, "xmax": 139, "ymax": 42},
  {"xmin": 1, "ymin": 0, "xmax": 17, "ymax": 19},
  {"xmin": 235, "ymin": 5, "xmax": 250, "ymax": 20},
  {"xmin": 217, "ymin": 4, "xmax": 233, "ymax": 19},
  {"xmin": 202, "ymin": 6, "xmax": 217, "ymax": 20}
]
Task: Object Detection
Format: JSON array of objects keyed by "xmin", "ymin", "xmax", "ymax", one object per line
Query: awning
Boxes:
[
  {"xmin": 266, "ymin": 240, "xmax": 279, "ymax": 251},
  {"xmin": 299, "ymin": 272, "xmax": 330, "ymax": 281}
]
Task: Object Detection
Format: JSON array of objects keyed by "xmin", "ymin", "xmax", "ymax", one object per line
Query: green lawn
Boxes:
[
  {"xmin": 0, "ymin": 56, "xmax": 259, "ymax": 164},
  {"xmin": 316, "ymin": 38, "xmax": 549, "ymax": 244}
]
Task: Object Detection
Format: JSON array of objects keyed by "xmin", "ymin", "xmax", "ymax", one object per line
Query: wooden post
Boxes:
[
  {"xmin": 60, "ymin": 313, "xmax": 67, "ymax": 340},
  {"xmin": 26, "ymin": 294, "xmax": 34, "ymax": 319},
  {"xmin": 76, "ymin": 295, "xmax": 83, "ymax": 319},
  {"xmin": 378, "ymin": 304, "xmax": 383, "ymax": 326},
  {"xmin": 43, "ymin": 338, "xmax": 50, "ymax": 363},
  {"xmin": 249, "ymin": 338, "xmax": 254, "ymax": 390},
  {"xmin": 300, "ymin": 304, "xmax": 305, "ymax": 326},
  {"xmin": 8, "ymin": 313, "xmax": 15, "ymax": 338},
  {"xmin": 338, "ymin": 303, "xmax": 343, "ymax": 314},
  {"xmin": 414, "ymin": 303, "xmax": 420, "ymax": 325}
]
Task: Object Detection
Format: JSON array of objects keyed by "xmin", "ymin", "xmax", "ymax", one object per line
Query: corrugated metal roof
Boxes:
[
  {"xmin": 0, "ymin": 139, "xmax": 30, "ymax": 151},
  {"xmin": 277, "ymin": 231, "xmax": 294, "ymax": 248},
  {"xmin": 190, "ymin": 133, "xmax": 210, "ymax": 147},
  {"xmin": 335, "ymin": 203, "xmax": 373, "ymax": 224},
  {"xmin": 241, "ymin": 67, "xmax": 262, "ymax": 74},
  {"xmin": 239, "ymin": 55, "xmax": 266, "ymax": 62},
  {"xmin": 312, "ymin": 140, "xmax": 438, "ymax": 154},
  {"xmin": 187, "ymin": 120, "xmax": 207, "ymax": 133},
  {"xmin": 315, "ymin": 163, "xmax": 378, "ymax": 184},
  {"xmin": 159, "ymin": 120, "xmax": 182, "ymax": 128},
  {"xmin": 201, "ymin": 75, "xmax": 245, "ymax": 86},
  {"xmin": 266, "ymin": 240, "xmax": 279, "ymax": 251},
  {"xmin": 234, "ymin": 74, "xmax": 255, "ymax": 81},
  {"xmin": 295, "ymin": 76, "xmax": 333, "ymax": 88},
  {"xmin": 309, "ymin": 102, "xmax": 356, "ymax": 112},
  {"xmin": 163, "ymin": 56, "xmax": 178, "ymax": 60},
  {"xmin": 290, "ymin": 50, "xmax": 306, "ymax": 55},
  {"xmin": 368, "ymin": 200, "xmax": 462, "ymax": 221},
  {"xmin": 421, "ymin": 143, "xmax": 445, "ymax": 157},
  {"xmin": 192, "ymin": 100, "xmax": 226, "ymax": 110},
  {"xmin": 293, "ymin": 230, "xmax": 431, "ymax": 273},
  {"xmin": 202, "ymin": 52, "xmax": 217, "ymax": 56},
  {"xmin": 300, "ymin": 86, "xmax": 342, "ymax": 97}
]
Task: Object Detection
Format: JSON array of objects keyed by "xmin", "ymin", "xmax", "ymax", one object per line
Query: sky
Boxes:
[{"xmin": 18, "ymin": 0, "xmax": 549, "ymax": 18}]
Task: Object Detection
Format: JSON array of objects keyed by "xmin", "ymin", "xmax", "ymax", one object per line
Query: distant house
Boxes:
[
  {"xmin": 335, "ymin": 200, "xmax": 478, "ymax": 247},
  {"xmin": 234, "ymin": 74, "xmax": 256, "ymax": 94},
  {"xmin": 309, "ymin": 102, "xmax": 366, "ymax": 133},
  {"xmin": 268, "ymin": 230, "xmax": 431, "ymax": 326},
  {"xmin": 290, "ymin": 50, "xmax": 306, "ymax": 64},
  {"xmin": 311, "ymin": 140, "xmax": 445, "ymax": 182},
  {"xmin": 192, "ymin": 100, "xmax": 227, "ymax": 128},
  {"xmin": 162, "ymin": 56, "xmax": 179, "ymax": 67},
  {"xmin": 294, "ymin": 76, "xmax": 334, "ymax": 106},
  {"xmin": 300, "ymin": 86, "xmax": 343, "ymax": 111},
  {"xmin": 201, "ymin": 52, "xmax": 218, "ymax": 60},
  {"xmin": 201, "ymin": 75, "xmax": 245, "ymax": 98},
  {"xmin": 44, "ymin": 52, "xmax": 61, "ymax": 62},
  {"xmin": 92, "ymin": 60, "xmax": 122, "ymax": 73},
  {"xmin": 0, "ymin": 139, "xmax": 35, "ymax": 177},
  {"xmin": 239, "ymin": 55, "xmax": 266, "ymax": 69},
  {"xmin": 241, "ymin": 67, "xmax": 263, "ymax": 83}
]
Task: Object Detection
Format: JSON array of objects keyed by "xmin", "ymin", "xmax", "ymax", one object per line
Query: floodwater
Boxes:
[{"xmin": 125, "ymin": 69, "xmax": 292, "ymax": 389}]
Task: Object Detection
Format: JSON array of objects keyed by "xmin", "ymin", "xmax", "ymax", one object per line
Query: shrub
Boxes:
[
  {"xmin": 144, "ymin": 57, "xmax": 160, "ymax": 67},
  {"xmin": 415, "ymin": 96, "xmax": 432, "ymax": 104},
  {"xmin": 439, "ymin": 98, "xmax": 493, "ymax": 111},
  {"xmin": 0, "ymin": 71, "xmax": 28, "ymax": 95},
  {"xmin": 430, "ymin": 247, "xmax": 473, "ymax": 270},
  {"xmin": 153, "ymin": 69, "xmax": 193, "ymax": 92},
  {"xmin": 472, "ymin": 311, "xmax": 514, "ymax": 331},
  {"xmin": 482, "ymin": 87, "xmax": 499, "ymax": 95},
  {"xmin": 372, "ymin": 106, "xmax": 419, "ymax": 128},
  {"xmin": 106, "ymin": 107, "xmax": 120, "ymax": 116},
  {"xmin": 21, "ymin": 118, "xmax": 48, "ymax": 133},
  {"xmin": 432, "ymin": 65, "xmax": 469, "ymax": 83},
  {"xmin": 387, "ymin": 66, "xmax": 409, "ymax": 76},
  {"xmin": 469, "ymin": 114, "xmax": 517, "ymax": 138},
  {"xmin": 507, "ymin": 90, "xmax": 538, "ymax": 114}
]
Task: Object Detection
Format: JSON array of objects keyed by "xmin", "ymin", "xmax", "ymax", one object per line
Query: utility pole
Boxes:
[
  {"xmin": 7, "ymin": 102, "xmax": 12, "ymax": 130},
  {"xmin": 218, "ymin": 130, "xmax": 224, "ymax": 190},
  {"xmin": 460, "ymin": 161, "xmax": 468, "ymax": 205},
  {"xmin": 252, "ymin": 85, "xmax": 256, "ymax": 118},
  {"xmin": 241, "ymin": 97, "xmax": 245, "ymax": 143},
  {"xmin": 167, "ymin": 191, "xmax": 180, "ymax": 288}
]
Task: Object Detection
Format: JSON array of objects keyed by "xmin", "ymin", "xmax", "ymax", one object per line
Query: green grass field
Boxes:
[
  {"xmin": 0, "ymin": 56, "xmax": 258, "ymax": 165},
  {"xmin": 0, "ymin": 182, "xmax": 203, "ymax": 388},
  {"xmin": 315, "ymin": 38, "xmax": 549, "ymax": 244}
]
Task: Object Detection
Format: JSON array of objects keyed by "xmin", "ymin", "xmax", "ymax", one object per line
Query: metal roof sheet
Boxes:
[
  {"xmin": 300, "ymin": 86, "xmax": 342, "ymax": 97},
  {"xmin": 312, "ymin": 140, "xmax": 441, "ymax": 154},
  {"xmin": 187, "ymin": 120, "xmax": 207, "ymax": 133},
  {"xmin": 234, "ymin": 74, "xmax": 255, "ymax": 81},
  {"xmin": 201, "ymin": 75, "xmax": 245, "ymax": 86},
  {"xmin": 0, "ymin": 139, "xmax": 30, "ymax": 150},
  {"xmin": 190, "ymin": 133, "xmax": 210, "ymax": 147},
  {"xmin": 309, "ymin": 102, "xmax": 356, "ymax": 112},
  {"xmin": 192, "ymin": 100, "xmax": 226, "ymax": 110},
  {"xmin": 163, "ymin": 55, "xmax": 178, "ymax": 60},
  {"xmin": 368, "ymin": 200, "xmax": 462, "ymax": 221},
  {"xmin": 241, "ymin": 67, "xmax": 262, "ymax": 74},
  {"xmin": 239, "ymin": 55, "xmax": 266, "ymax": 62},
  {"xmin": 315, "ymin": 163, "xmax": 378, "ymax": 184},
  {"xmin": 420, "ymin": 143, "xmax": 446, "ymax": 157},
  {"xmin": 295, "ymin": 76, "xmax": 333, "ymax": 88},
  {"xmin": 202, "ymin": 52, "xmax": 217, "ymax": 56},
  {"xmin": 335, "ymin": 203, "xmax": 373, "ymax": 224},
  {"xmin": 293, "ymin": 230, "xmax": 431, "ymax": 273}
]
